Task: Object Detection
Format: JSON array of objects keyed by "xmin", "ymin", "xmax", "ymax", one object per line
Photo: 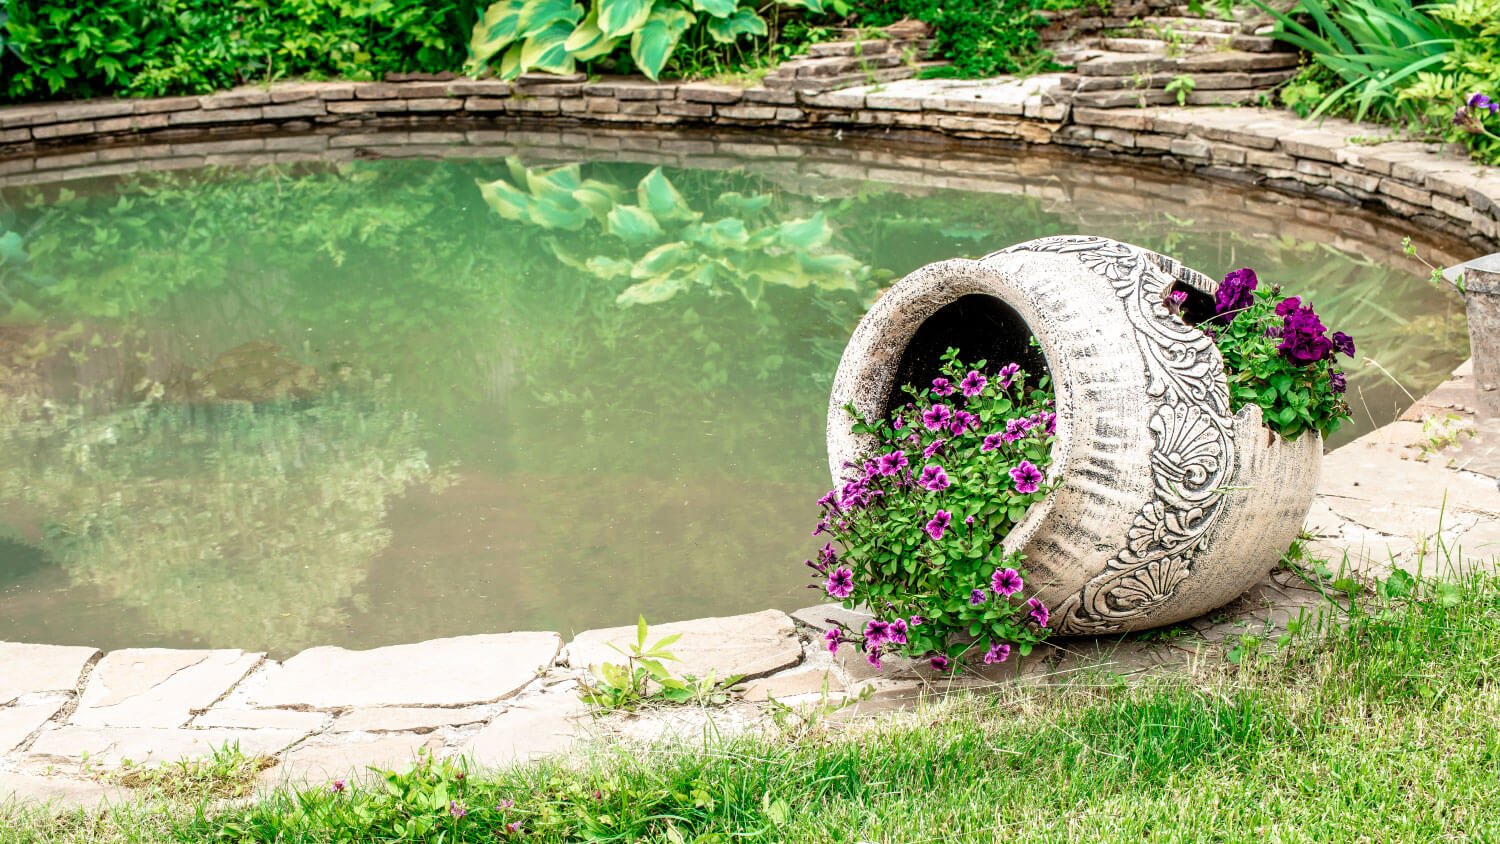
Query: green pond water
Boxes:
[{"xmin": 0, "ymin": 134, "xmax": 1470, "ymax": 656}]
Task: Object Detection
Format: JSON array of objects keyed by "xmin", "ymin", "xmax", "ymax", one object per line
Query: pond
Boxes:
[{"xmin": 0, "ymin": 129, "xmax": 1471, "ymax": 656}]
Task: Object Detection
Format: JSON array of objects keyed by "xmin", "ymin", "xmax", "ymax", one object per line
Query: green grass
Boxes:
[{"xmin": 7, "ymin": 562, "xmax": 1500, "ymax": 842}]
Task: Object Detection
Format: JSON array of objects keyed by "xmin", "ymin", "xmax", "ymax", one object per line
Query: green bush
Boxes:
[
  {"xmin": 846, "ymin": 0, "xmax": 1067, "ymax": 78},
  {"xmin": 0, "ymin": 0, "xmax": 472, "ymax": 101}
]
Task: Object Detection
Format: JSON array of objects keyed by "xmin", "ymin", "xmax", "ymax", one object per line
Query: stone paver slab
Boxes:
[
  {"xmin": 461, "ymin": 705, "xmax": 583, "ymax": 768},
  {"xmin": 566, "ymin": 610, "xmax": 801, "ymax": 682},
  {"xmin": 192, "ymin": 707, "xmax": 331, "ymax": 731},
  {"xmin": 741, "ymin": 669, "xmax": 845, "ymax": 702},
  {"xmin": 0, "ymin": 771, "xmax": 127, "ymax": 810},
  {"xmin": 263, "ymin": 733, "xmax": 445, "ymax": 787},
  {"xmin": 72, "ymin": 649, "xmax": 261, "ymax": 728},
  {"xmin": 331, "ymin": 706, "xmax": 494, "ymax": 733},
  {"xmin": 0, "ymin": 643, "xmax": 100, "ymax": 704},
  {"xmin": 0, "ymin": 700, "xmax": 67, "ymax": 753},
  {"xmin": 25, "ymin": 726, "xmax": 302, "ymax": 770},
  {"xmin": 247, "ymin": 633, "xmax": 561, "ymax": 709}
]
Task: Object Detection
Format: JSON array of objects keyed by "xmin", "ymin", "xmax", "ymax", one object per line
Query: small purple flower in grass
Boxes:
[
  {"xmin": 505, "ymin": 821, "xmax": 524, "ymax": 835},
  {"xmin": 1026, "ymin": 597, "xmax": 1050, "ymax": 627},
  {"xmin": 983, "ymin": 642, "xmax": 1011, "ymax": 665},
  {"xmin": 991, "ymin": 567, "xmax": 1024, "ymax": 597},
  {"xmin": 922, "ymin": 404, "xmax": 953, "ymax": 431},
  {"xmin": 450, "ymin": 800, "xmax": 468, "ymax": 819},
  {"xmin": 877, "ymin": 449, "xmax": 909, "ymax": 476},
  {"xmin": 826, "ymin": 567, "xmax": 854, "ymax": 599},
  {"xmin": 931, "ymin": 377, "xmax": 955, "ymax": 397},
  {"xmin": 981, "ymin": 433, "xmax": 1004, "ymax": 452},
  {"xmin": 1332, "ymin": 331, "xmax": 1355, "ymax": 358},
  {"xmin": 1330, "ymin": 370, "xmax": 1347, "ymax": 394},
  {"xmin": 960, "ymin": 370, "xmax": 987, "ymax": 397},
  {"xmin": 824, "ymin": 628, "xmax": 841, "ymax": 654},
  {"xmin": 331, "ymin": 779, "xmax": 346, "ymax": 794},
  {"xmin": 997, "ymin": 362, "xmax": 1020, "ymax": 388},
  {"xmin": 497, "ymin": 798, "xmax": 515, "ymax": 810},
  {"xmin": 970, "ymin": 588, "xmax": 988, "ymax": 606},
  {"xmin": 925, "ymin": 509, "xmax": 953, "ymax": 540},
  {"xmin": 1215, "ymin": 268, "xmax": 1257, "ymax": 322},
  {"xmin": 918, "ymin": 464, "xmax": 950, "ymax": 492},
  {"xmin": 1010, "ymin": 460, "xmax": 1043, "ymax": 494},
  {"xmin": 923, "ymin": 439, "xmax": 946, "ymax": 459},
  {"xmin": 1469, "ymin": 92, "xmax": 1499, "ymax": 114},
  {"xmin": 930, "ymin": 654, "xmax": 951, "ymax": 671}
]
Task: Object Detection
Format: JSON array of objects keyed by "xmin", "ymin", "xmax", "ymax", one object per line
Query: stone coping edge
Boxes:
[{"xmin": 0, "ymin": 75, "xmax": 1495, "ymax": 250}]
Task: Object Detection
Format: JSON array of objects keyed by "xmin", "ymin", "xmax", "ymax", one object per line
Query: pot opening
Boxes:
[
  {"xmin": 883, "ymin": 293, "xmax": 1051, "ymax": 418},
  {"xmin": 1176, "ymin": 284, "xmax": 1217, "ymax": 326}
]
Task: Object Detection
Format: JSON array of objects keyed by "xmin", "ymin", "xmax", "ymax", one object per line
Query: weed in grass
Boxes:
[{"xmin": 102, "ymin": 743, "xmax": 275, "ymax": 800}]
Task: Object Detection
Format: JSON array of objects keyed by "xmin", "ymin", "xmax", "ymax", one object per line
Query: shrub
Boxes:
[
  {"xmin": 845, "ymin": 0, "xmax": 1059, "ymax": 77},
  {"xmin": 806, "ymin": 349, "xmax": 1055, "ymax": 671}
]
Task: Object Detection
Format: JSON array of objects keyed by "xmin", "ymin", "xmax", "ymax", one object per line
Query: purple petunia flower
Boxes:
[
  {"xmin": 893, "ymin": 415, "xmax": 905, "ymax": 431},
  {"xmin": 450, "ymin": 800, "xmax": 468, "ymax": 819},
  {"xmin": 1010, "ymin": 460, "xmax": 1043, "ymax": 494},
  {"xmin": 970, "ymin": 588, "xmax": 988, "ymax": 606},
  {"xmin": 1279, "ymin": 301, "xmax": 1334, "ymax": 365},
  {"xmin": 867, "ymin": 650, "xmax": 882, "ymax": 670},
  {"xmin": 931, "ymin": 377, "xmax": 955, "ymax": 397},
  {"xmin": 820, "ymin": 543, "xmax": 838, "ymax": 565},
  {"xmin": 991, "ymin": 567, "xmax": 1024, "ymax": 597},
  {"xmin": 1215, "ymin": 268, "xmax": 1258, "ymax": 322},
  {"xmin": 909, "ymin": 615, "xmax": 924, "ymax": 627},
  {"xmin": 925, "ymin": 509, "xmax": 952, "ymax": 540},
  {"xmin": 997, "ymin": 362, "xmax": 1020, "ymax": 389},
  {"xmin": 983, "ymin": 642, "xmax": 1011, "ymax": 665},
  {"xmin": 887, "ymin": 618, "xmax": 909, "ymax": 645},
  {"xmin": 877, "ymin": 450, "xmax": 909, "ymax": 476},
  {"xmin": 1002, "ymin": 417, "xmax": 1032, "ymax": 443},
  {"xmin": 1332, "ymin": 331, "xmax": 1355, "ymax": 358},
  {"xmin": 930, "ymin": 654, "xmax": 951, "ymax": 671},
  {"xmin": 981, "ymin": 433, "xmax": 1004, "ymax": 452},
  {"xmin": 918, "ymin": 464, "xmax": 951, "ymax": 492},
  {"xmin": 922, "ymin": 404, "xmax": 953, "ymax": 431},
  {"xmin": 1026, "ymin": 597, "xmax": 1050, "ymax": 627},
  {"xmin": 1035, "ymin": 411, "xmax": 1057, "ymax": 436},
  {"xmin": 826, "ymin": 566, "xmax": 854, "ymax": 599},
  {"xmin": 1469, "ymin": 92, "xmax": 1498, "ymax": 114},
  {"xmin": 1168, "ymin": 289, "xmax": 1188, "ymax": 307},
  {"xmin": 1275, "ymin": 296, "xmax": 1301, "ymax": 317},
  {"xmin": 865, "ymin": 619, "xmax": 891, "ymax": 647},
  {"xmin": 1330, "ymin": 370, "xmax": 1347, "ymax": 394},
  {"xmin": 923, "ymin": 438, "xmax": 946, "ymax": 459},
  {"xmin": 824, "ymin": 628, "xmax": 841, "ymax": 654},
  {"xmin": 960, "ymin": 370, "xmax": 987, "ymax": 398},
  {"xmin": 964, "ymin": 514, "xmax": 975, "ymax": 525},
  {"xmin": 948, "ymin": 411, "xmax": 980, "ymax": 437}
]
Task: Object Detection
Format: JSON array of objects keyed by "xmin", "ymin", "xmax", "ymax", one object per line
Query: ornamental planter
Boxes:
[{"xmin": 827, "ymin": 236, "xmax": 1321, "ymax": 635}]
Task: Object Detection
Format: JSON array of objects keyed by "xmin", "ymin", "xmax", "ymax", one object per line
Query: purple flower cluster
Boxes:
[
  {"xmin": 1214, "ymin": 268, "xmax": 1258, "ymax": 322},
  {"xmin": 918, "ymin": 464, "xmax": 950, "ymax": 492}
]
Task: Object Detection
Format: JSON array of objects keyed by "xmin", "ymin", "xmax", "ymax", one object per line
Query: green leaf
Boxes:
[
  {"xmin": 572, "ymin": 183, "xmax": 619, "ymax": 222},
  {"xmin": 705, "ymin": 7, "xmax": 767, "ymax": 42},
  {"xmin": 636, "ymin": 614, "xmax": 649, "ymax": 648},
  {"xmin": 632, "ymin": 242, "xmax": 696, "ymax": 278},
  {"xmin": 475, "ymin": 178, "xmax": 530, "ymax": 221},
  {"xmin": 598, "ymin": 0, "xmax": 654, "ymax": 38},
  {"xmin": 617, "ymin": 274, "xmax": 690, "ymax": 305},
  {"xmin": 691, "ymin": 0, "xmax": 739, "ymax": 17},
  {"xmin": 686, "ymin": 217, "xmax": 749, "ymax": 249},
  {"xmin": 770, "ymin": 213, "xmax": 832, "ymax": 250},
  {"xmin": 519, "ymin": 0, "xmax": 585, "ymax": 32},
  {"xmin": 565, "ymin": 7, "xmax": 618, "ymax": 59},
  {"xmin": 636, "ymin": 168, "xmax": 697, "ymax": 224},
  {"xmin": 468, "ymin": 0, "xmax": 528, "ymax": 66},
  {"xmin": 629, "ymin": 7, "xmax": 695, "ymax": 80},
  {"xmin": 519, "ymin": 19, "xmax": 578, "ymax": 74},
  {"xmin": 498, "ymin": 42, "xmax": 525, "ymax": 78},
  {"xmin": 584, "ymin": 255, "xmax": 634, "ymax": 279},
  {"xmin": 606, "ymin": 204, "xmax": 665, "ymax": 244}
]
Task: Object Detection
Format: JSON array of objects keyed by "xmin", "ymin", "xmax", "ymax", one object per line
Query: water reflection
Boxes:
[{"xmin": 0, "ymin": 134, "xmax": 1471, "ymax": 654}]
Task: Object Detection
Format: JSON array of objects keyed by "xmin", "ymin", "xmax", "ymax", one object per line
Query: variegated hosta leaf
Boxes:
[
  {"xmin": 585, "ymin": 255, "xmax": 635, "ymax": 279},
  {"xmin": 630, "ymin": 6, "xmax": 696, "ymax": 81},
  {"xmin": 631, "ymin": 242, "xmax": 696, "ymax": 279},
  {"xmin": 565, "ymin": 7, "xmax": 624, "ymax": 60},
  {"xmin": 705, "ymin": 7, "xmax": 767, "ymax": 43},
  {"xmin": 519, "ymin": 0, "xmax": 586, "ymax": 32},
  {"xmin": 467, "ymin": 0, "xmax": 529, "ymax": 68},
  {"xmin": 690, "ymin": 0, "xmax": 739, "ymax": 18},
  {"xmin": 605, "ymin": 204, "xmax": 666, "ymax": 244},
  {"xmin": 597, "ymin": 0, "xmax": 654, "ymax": 38},
  {"xmin": 475, "ymin": 177, "xmax": 530, "ymax": 221},
  {"xmin": 775, "ymin": 0, "xmax": 825, "ymax": 11},
  {"xmin": 616, "ymin": 273, "xmax": 692, "ymax": 305},
  {"xmin": 635, "ymin": 168, "xmax": 699, "ymax": 224},
  {"xmin": 518, "ymin": 19, "xmax": 580, "ymax": 76}
]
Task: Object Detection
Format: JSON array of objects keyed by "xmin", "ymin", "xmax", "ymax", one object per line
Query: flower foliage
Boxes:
[
  {"xmin": 1187, "ymin": 268, "xmax": 1355, "ymax": 440},
  {"xmin": 807, "ymin": 349, "xmax": 1055, "ymax": 671}
]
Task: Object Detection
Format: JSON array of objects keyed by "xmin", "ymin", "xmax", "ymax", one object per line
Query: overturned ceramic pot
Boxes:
[{"xmin": 827, "ymin": 236, "xmax": 1321, "ymax": 635}]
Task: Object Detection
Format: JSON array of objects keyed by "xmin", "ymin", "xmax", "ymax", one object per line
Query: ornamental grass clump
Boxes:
[
  {"xmin": 1183, "ymin": 268, "xmax": 1356, "ymax": 440},
  {"xmin": 806, "ymin": 348, "xmax": 1055, "ymax": 672}
]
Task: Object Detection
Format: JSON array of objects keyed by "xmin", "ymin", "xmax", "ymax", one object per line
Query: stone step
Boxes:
[
  {"xmin": 1076, "ymin": 49, "xmax": 1299, "ymax": 76},
  {"xmin": 1072, "ymin": 86, "xmax": 1267, "ymax": 108},
  {"xmin": 764, "ymin": 51, "xmax": 905, "ymax": 81},
  {"xmin": 807, "ymin": 39, "xmax": 893, "ymax": 59},
  {"xmin": 1072, "ymin": 67, "xmax": 1299, "ymax": 92},
  {"xmin": 1100, "ymin": 37, "xmax": 1175, "ymax": 53},
  {"xmin": 761, "ymin": 62, "xmax": 947, "ymax": 93},
  {"xmin": 1102, "ymin": 29, "xmax": 1281, "ymax": 54},
  {"xmin": 1137, "ymin": 14, "xmax": 1248, "ymax": 35}
]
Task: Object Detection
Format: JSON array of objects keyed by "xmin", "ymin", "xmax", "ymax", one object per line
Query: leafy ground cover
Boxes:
[{"xmin": 6, "ymin": 542, "xmax": 1500, "ymax": 842}]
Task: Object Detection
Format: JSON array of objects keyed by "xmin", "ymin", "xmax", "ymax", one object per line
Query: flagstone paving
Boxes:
[{"xmin": 1, "ymin": 360, "xmax": 1496, "ymax": 811}]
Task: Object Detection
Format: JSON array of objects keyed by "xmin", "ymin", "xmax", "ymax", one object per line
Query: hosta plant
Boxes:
[
  {"xmin": 477, "ymin": 157, "xmax": 872, "ymax": 305},
  {"xmin": 806, "ymin": 349, "xmax": 1055, "ymax": 672},
  {"xmin": 1175, "ymin": 268, "xmax": 1356, "ymax": 440},
  {"xmin": 467, "ymin": 0, "xmax": 843, "ymax": 80}
]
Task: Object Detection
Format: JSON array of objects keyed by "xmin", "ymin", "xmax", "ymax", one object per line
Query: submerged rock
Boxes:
[{"xmin": 198, "ymin": 341, "xmax": 321, "ymax": 402}]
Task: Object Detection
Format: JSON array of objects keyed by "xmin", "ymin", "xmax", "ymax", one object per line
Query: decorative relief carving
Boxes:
[{"xmin": 997, "ymin": 237, "xmax": 1236, "ymax": 633}]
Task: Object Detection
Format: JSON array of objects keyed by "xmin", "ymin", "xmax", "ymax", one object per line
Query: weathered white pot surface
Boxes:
[{"xmin": 827, "ymin": 236, "xmax": 1321, "ymax": 635}]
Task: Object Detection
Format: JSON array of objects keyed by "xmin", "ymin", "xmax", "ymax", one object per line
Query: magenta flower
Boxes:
[
  {"xmin": 930, "ymin": 654, "xmax": 951, "ymax": 671},
  {"xmin": 948, "ymin": 411, "xmax": 979, "ymax": 436},
  {"xmin": 1330, "ymin": 370, "xmax": 1347, "ymax": 393},
  {"xmin": 1026, "ymin": 597, "xmax": 1050, "ymax": 627},
  {"xmin": 964, "ymin": 514, "xmax": 975, "ymax": 525},
  {"xmin": 960, "ymin": 370, "xmax": 987, "ymax": 397},
  {"xmin": 331, "ymin": 779, "xmax": 347, "ymax": 793},
  {"xmin": 877, "ymin": 450, "xmax": 909, "ymax": 476},
  {"xmin": 909, "ymin": 615, "xmax": 925, "ymax": 627},
  {"xmin": 826, "ymin": 567, "xmax": 854, "ymax": 599},
  {"xmin": 1332, "ymin": 331, "xmax": 1355, "ymax": 358},
  {"xmin": 887, "ymin": 618, "xmax": 908, "ymax": 645},
  {"xmin": 867, "ymin": 650, "xmax": 882, "ymax": 670},
  {"xmin": 918, "ymin": 464, "xmax": 951, "ymax": 492},
  {"xmin": 922, "ymin": 404, "xmax": 953, "ymax": 431},
  {"xmin": 1215, "ymin": 268, "xmax": 1257, "ymax": 322},
  {"xmin": 450, "ymin": 800, "xmax": 468, "ymax": 819},
  {"xmin": 925, "ymin": 509, "xmax": 953, "ymax": 540},
  {"xmin": 983, "ymin": 642, "xmax": 1011, "ymax": 665},
  {"xmin": 923, "ymin": 438, "xmax": 946, "ymax": 459},
  {"xmin": 991, "ymin": 567, "xmax": 1023, "ymax": 596},
  {"xmin": 997, "ymin": 362, "xmax": 1020, "ymax": 388},
  {"xmin": 1469, "ymin": 92, "xmax": 1498, "ymax": 114},
  {"xmin": 981, "ymin": 433, "xmax": 1003, "ymax": 452},
  {"xmin": 1279, "ymin": 301, "xmax": 1334, "ymax": 365},
  {"xmin": 1276, "ymin": 296, "xmax": 1301, "ymax": 316},
  {"xmin": 865, "ymin": 619, "xmax": 891, "ymax": 647},
  {"xmin": 505, "ymin": 821, "xmax": 524, "ymax": 835},
  {"xmin": 497, "ymin": 799, "xmax": 515, "ymax": 810},
  {"xmin": 819, "ymin": 543, "xmax": 838, "ymax": 565},
  {"xmin": 931, "ymin": 377, "xmax": 955, "ymax": 397},
  {"xmin": 1168, "ymin": 289, "xmax": 1188, "ymax": 307},
  {"xmin": 824, "ymin": 628, "xmax": 841, "ymax": 654},
  {"xmin": 1002, "ymin": 417, "xmax": 1031, "ymax": 443},
  {"xmin": 1036, "ymin": 411, "xmax": 1057, "ymax": 436},
  {"xmin": 893, "ymin": 415, "xmax": 905, "ymax": 430},
  {"xmin": 969, "ymin": 588, "xmax": 988, "ymax": 606},
  {"xmin": 1010, "ymin": 460, "xmax": 1042, "ymax": 494}
]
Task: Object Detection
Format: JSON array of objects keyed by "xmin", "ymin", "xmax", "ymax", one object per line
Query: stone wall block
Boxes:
[
  {"xmin": 353, "ymin": 83, "xmax": 403, "ymax": 99},
  {"xmin": 405, "ymin": 98, "xmax": 464, "ymax": 112},
  {"xmin": 678, "ymin": 83, "xmax": 743, "ymax": 104},
  {"xmin": 169, "ymin": 106, "xmax": 262, "ymax": 125},
  {"xmin": 717, "ymin": 105, "xmax": 779, "ymax": 120},
  {"xmin": 465, "ymin": 96, "xmax": 512, "ymax": 113},
  {"xmin": 262, "ymin": 101, "xmax": 326, "ymax": 119},
  {"xmin": 200, "ymin": 89, "xmax": 271, "ymax": 110},
  {"xmin": 1378, "ymin": 177, "xmax": 1432, "ymax": 207}
]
